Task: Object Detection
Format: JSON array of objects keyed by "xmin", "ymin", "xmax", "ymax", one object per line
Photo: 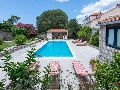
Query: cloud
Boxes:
[
  {"xmin": 76, "ymin": 0, "xmax": 120, "ymax": 24},
  {"xmin": 53, "ymin": 0, "xmax": 69, "ymax": 2},
  {"xmin": 76, "ymin": 14, "xmax": 87, "ymax": 24},
  {"xmin": 74, "ymin": 10, "xmax": 76, "ymax": 12}
]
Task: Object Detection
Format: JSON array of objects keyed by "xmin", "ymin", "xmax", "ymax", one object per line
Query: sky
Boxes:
[{"xmin": 0, "ymin": 0, "xmax": 120, "ymax": 27}]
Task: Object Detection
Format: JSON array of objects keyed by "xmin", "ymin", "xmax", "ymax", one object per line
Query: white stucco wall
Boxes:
[
  {"xmin": 84, "ymin": 22, "xmax": 91, "ymax": 27},
  {"xmin": 100, "ymin": 7, "xmax": 120, "ymax": 20},
  {"xmin": 91, "ymin": 18, "xmax": 100, "ymax": 28},
  {"xmin": 47, "ymin": 32, "xmax": 52, "ymax": 40},
  {"xmin": 90, "ymin": 16, "xmax": 96, "ymax": 21}
]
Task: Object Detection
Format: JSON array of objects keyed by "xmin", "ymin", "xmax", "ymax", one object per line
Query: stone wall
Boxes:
[
  {"xmin": 38, "ymin": 34, "xmax": 47, "ymax": 39},
  {"xmin": 99, "ymin": 26, "xmax": 120, "ymax": 61},
  {"xmin": 0, "ymin": 30, "xmax": 13, "ymax": 41},
  {"xmin": 0, "ymin": 39, "xmax": 40, "ymax": 58}
]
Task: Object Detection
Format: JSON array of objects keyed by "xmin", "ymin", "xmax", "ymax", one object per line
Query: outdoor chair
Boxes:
[{"xmin": 76, "ymin": 41, "xmax": 87, "ymax": 46}]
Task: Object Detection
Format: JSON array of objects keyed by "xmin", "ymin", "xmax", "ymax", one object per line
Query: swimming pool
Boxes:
[{"xmin": 34, "ymin": 41, "xmax": 73, "ymax": 57}]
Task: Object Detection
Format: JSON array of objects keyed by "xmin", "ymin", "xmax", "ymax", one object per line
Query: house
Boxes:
[
  {"xmin": 83, "ymin": 12, "xmax": 103, "ymax": 34},
  {"xmin": 97, "ymin": 14, "xmax": 120, "ymax": 61},
  {"xmin": 100, "ymin": 4, "xmax": 120, "ymax": 20},
  {"xmin": 47, "ymin": 29, "xmax": 68, "ymax": 40},
  {"xmin": 83, "ymin": 4, "xmax": 120, "ymax": 34}
]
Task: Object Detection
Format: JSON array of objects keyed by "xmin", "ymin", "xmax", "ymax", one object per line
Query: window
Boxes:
[
  {"xmin": 117, "ymin": 29, "xmax": 120, "ymax": 47},
  {"xmin": 108, "ymin": 29, "xmax": 114, "ymax": 45},
  {"xmin": 106, "ymin": 26, "xmax": 120, "ymax": 49}
]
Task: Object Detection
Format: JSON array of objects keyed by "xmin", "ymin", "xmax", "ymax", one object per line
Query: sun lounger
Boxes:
[
  {"xmin": 72, "ymin": 39, "xmax": 81, "ymax": 43},
  {"xmin": 72, "ymin": 61, "xmax": 88, "ymax": 76},
  {"xmin": 72, "ymin": 39, "xmax": 82, "ymax": 44},
  {"xmin": 72, "ymin": 61, "xmax": 95, "ymax": 89},
  {"xmin": 48, "ymin": 75, "xmax": 60, "ymax": 89},
  {"xmin": 74, "ymin": 39, "xmax": 82, "ymax": 44},
  {"xmin": 79, "ymin": 76, "xmax": 93, "ymax": 90},
  {"xmin": 76, "ymin": 41, "xmax": 87, "ymax": 46},
  {"xmin": 49, "ymin": 61, "xmax": 60, "ymax": 89},
  {"xmin": 49, "ymin": 61, "xmax": 60, "ymax": 75},
  {"xmin": 72, "ymin": 39, "xmax": 79, "ymax": 43}
]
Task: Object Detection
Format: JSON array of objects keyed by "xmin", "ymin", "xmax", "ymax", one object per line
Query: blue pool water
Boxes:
[{"xmin": 34, "ymin": 41, "xmax": 73, "ymax": 57}]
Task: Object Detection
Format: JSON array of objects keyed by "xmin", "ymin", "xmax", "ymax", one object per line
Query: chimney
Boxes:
[{"xmin": 116, "ymin": 4, "xmax": 120, "ymax": 8}]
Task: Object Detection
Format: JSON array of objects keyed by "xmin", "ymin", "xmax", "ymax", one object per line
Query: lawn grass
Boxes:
[
  {"xmin": 0, "ymin": 39, "xmax": 32, "ymax": 51},
  {"xmin": 0, "ymin": 42, "xmax": 16, "ymax": 51},
  {"xmin": 25, "ymin": 39, "xmax": 32, "ymax": 44}
]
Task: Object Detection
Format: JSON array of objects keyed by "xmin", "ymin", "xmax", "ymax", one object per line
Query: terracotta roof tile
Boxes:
[
  {"xmin": 111, "ymin": 16, "xmax": 116, "ymax": 21},
  {"xmin": 107, "ymin": 18, "xmax": 112, "ymax": 22},
  {"xmin": 98, "ymin": 20, "xmax": 101, "ymax": 24},
  {"xmin": 47, "ymin": 29, "xmax": 68, "ymax": 33},
  {"xmin": 98, "ymin": 15, "xmax": 120, "ymax": 24},
  {"xmin": 90, "ymin": 12, "xmax": 103, "ymax": 16},
  {"xmin": 115, "ymin": 15, "xmax": 120, "ymax": 20}
]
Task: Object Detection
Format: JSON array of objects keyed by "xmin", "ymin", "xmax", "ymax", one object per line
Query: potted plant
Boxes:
[{"xmin": 89, "ymin": 59, "xmax": 96, "ymax": 71}]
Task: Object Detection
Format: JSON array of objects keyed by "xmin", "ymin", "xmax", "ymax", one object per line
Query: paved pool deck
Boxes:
[{"xmin": 0, "ymin": 40, "xmax": 99, "ymax": 90}]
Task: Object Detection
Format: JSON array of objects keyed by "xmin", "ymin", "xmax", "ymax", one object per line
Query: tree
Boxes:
[
  {"xmin": 7, "ymin": 15, "xmax": 20, "ymax": 25},
  {"xmin": 0, "ymin": 21, "xmax": 12, "ymax": 32},
  {"xmin": 16, "ymin": 22, "xmax": 37, "ymax": 38},
  {"xmin": 36, "ymin": 9, "xmax": 68, "ymax": 33},
  {"xmin": 77, "ymin": 26, "xmax": 92, "ymax": 41},
  {"xmin": 67, "ymin": 19, "xmax": 81, "ymax": 39},
  {"xmin": 0, "ymin": 15, "xmax": 20, "ymax": 32},
  {"xmin": 11, "ymin": 27, "xmax": 28, "ymax": 37},
  {"xmin": 89, "ymin": 30, "xmax": 99, "ymax": 47}
]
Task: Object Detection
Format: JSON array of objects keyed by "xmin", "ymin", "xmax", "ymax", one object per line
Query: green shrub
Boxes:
[
  {"xmin": 14, "ymin": 34, "xmax": 26, "ymax": 45},
  {"xmin": 0, "ymin": 39, "xmax": 3, "ymax": 45},
  {"xmin": 29, "ymin": 34, "xmax": 37, "ymax": 39},
  {"xmin": 0, "ymin": 79, "xmax": 5, "ymax": 90},
  {"xmin": 30, "ymin": 37, "xmax": 35, "ymax": 41},
  {"xmin": 0, "ymin": 47, "xmax": 41, "ymax": 90},
  {"xmin": 37, "ymin": 36, "xmax": 44, "ymax": 40},
  {"xmin": 41, "ymin": 64, "xmax": 52, "ymax": 90},
  {"xmin": 89, "ymin": 30, "xmax": 99, "ymax": 47},
  {"xmin": 3, "ymin": 37, "xmax": 6, "ymax": 41},
  {"xmin": 11, "ymin": 27, "xmax": 28, "ymax": 37},
  {"xmin": 94, "ymin": 52, "xmax": 120, "ymax": 89},
  {"xmin": 77, "ymin": 26, "xmax": 92, "ymax": 41}
]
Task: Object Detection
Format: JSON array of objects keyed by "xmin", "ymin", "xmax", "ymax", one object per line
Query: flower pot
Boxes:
[{"xmin": 92, "ymin": 64, "xmax": 96, "ymax": 72}]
